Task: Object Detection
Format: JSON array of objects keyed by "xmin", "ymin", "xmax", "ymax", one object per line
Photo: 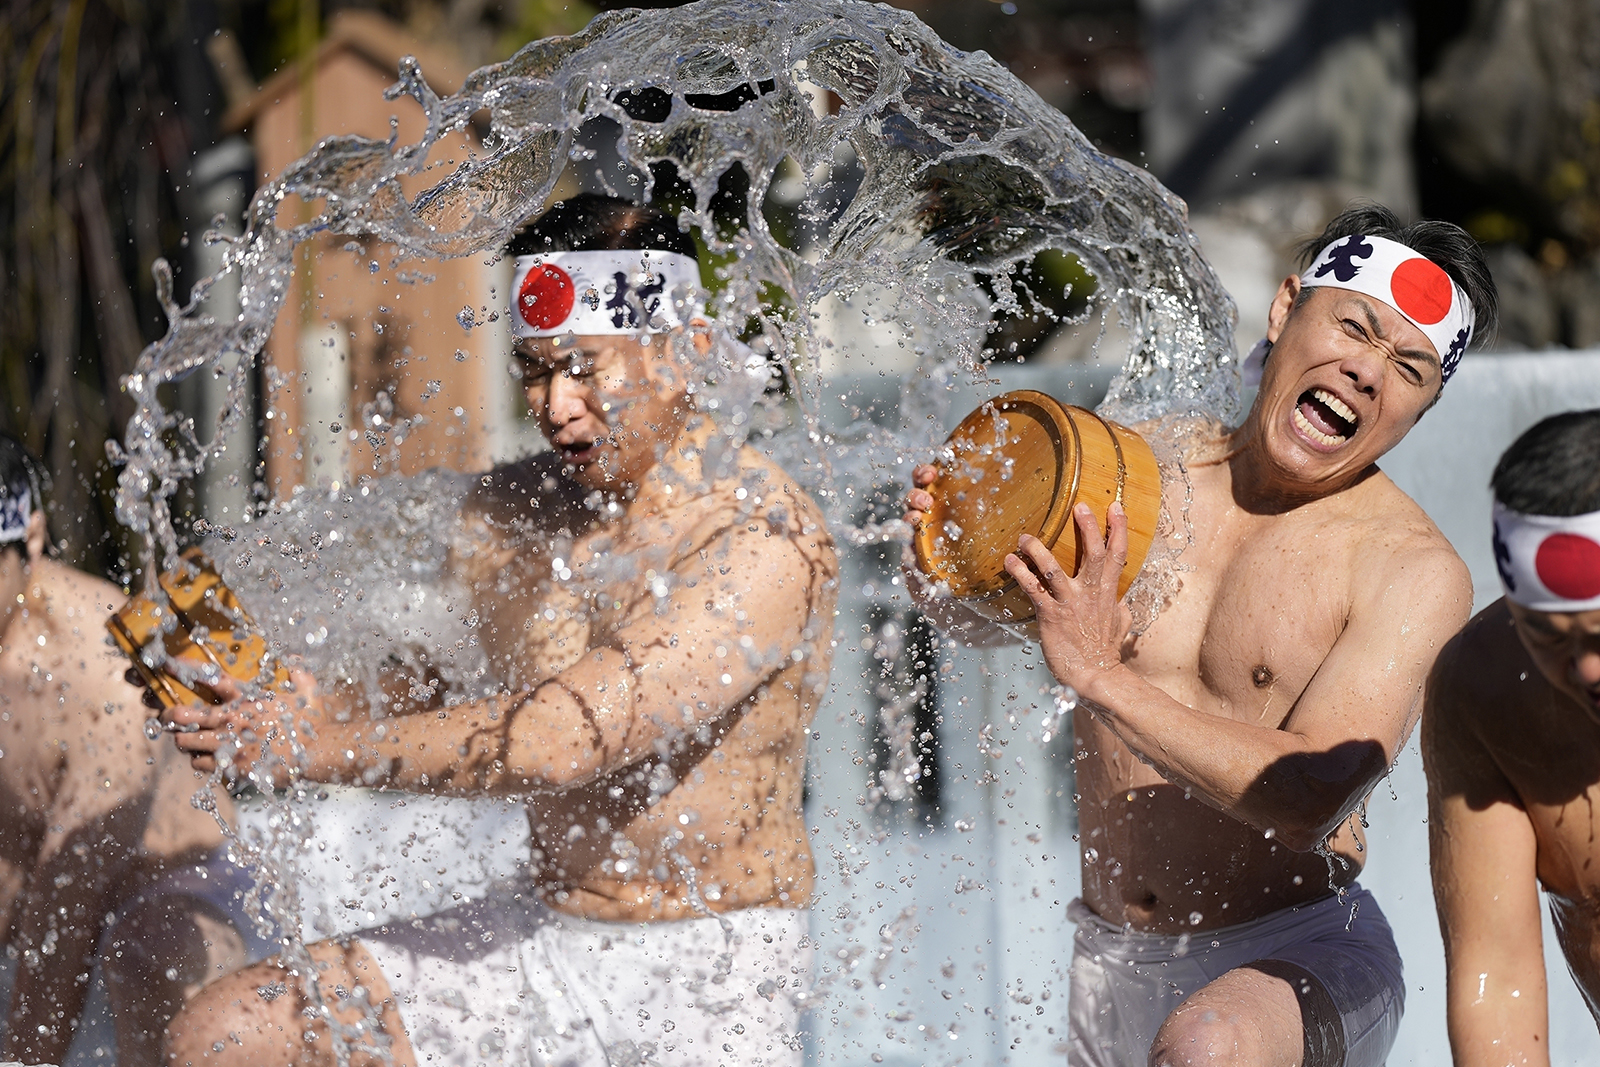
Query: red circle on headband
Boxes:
[
  {"xmin": 1390, "ymin": 257, "xmax": 1453, "ymax": 326},
  {"xmin": 1535, "ymin": 533, "xmax": 1600, "ymax": 601},
  {"xmin": 518, "ymin": 264, "xmax": 575, "ymax": 330}
]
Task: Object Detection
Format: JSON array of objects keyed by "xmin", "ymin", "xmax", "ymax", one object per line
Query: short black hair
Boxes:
[
  {"xmin": 508, "ymin": 193, "xmax": 697, "ymax": 260},
  {"xmin": 0, "ymin": 432, "xmax": 45, "ymax": 557},
  {"xmin": 1491, "ymin": 409, "xmax": 1600, "ymax": 517},
  {"xmin": 1296, "ymin": 203, "xmax": 1499, "ymax": 344}
]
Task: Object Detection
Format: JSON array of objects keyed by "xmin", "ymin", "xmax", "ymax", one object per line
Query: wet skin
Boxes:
[
  {"xmin": 907, "ymin": 275, "xmax": 1471, "ymax": 1064},
  {"xmin": 1060, "ymin": 448, "xmax": 1455, "ymax": 932},
  {"xmin": 164, "ymin": 329, "xmax": 838, "ymax": 1067},
  {"xmin": 447, "ymin": 332, "xmax": 841, "ymax": 919},
  {"xmin": 911, "ymin": 277, "xmax": 1469, "ymax": 933},
  {"xmin": 1426, "ymin": 599, "xmax": 1600, "ymax": 1064},
  {"xmin": 454, "ymin": 438, "xmax": 836, "ymax": 921},
  {"xmin": 0, "ymin": 514, "xmax": 226, "ymax": 1067}
]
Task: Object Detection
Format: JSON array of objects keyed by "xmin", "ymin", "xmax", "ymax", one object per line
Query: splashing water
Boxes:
[
  {"xmin": 104, "ymin": 0, "xmax": 1249, "ymax": 1061},
  {"xmin": 111, "ymin": 0, "xmax": 1236, "ymax": 583},
  {"xmin": 1039, "ymin": 684, "xmax": 1077, "ymax": 746}
]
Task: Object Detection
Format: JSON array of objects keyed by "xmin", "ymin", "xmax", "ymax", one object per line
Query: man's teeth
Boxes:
[
  {"xmin": 1311, "ymin": 388, "xmax": 1357, "ymax": 426},
  {"xmin": 1293, "ymin": 405, "xmax": 1346, "ymax": 447}
]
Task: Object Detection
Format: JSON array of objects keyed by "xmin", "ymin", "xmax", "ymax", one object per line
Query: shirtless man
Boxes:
[
  {"xmin": 0, "ymin": 435, "xmax": 256, "ymax": 1067},
  {"xmin": 1424, "ymin": 409, "xmax": 1600, "ymax": 1065},
  {"xmin": 162, "ymin": 194, "xmax": 839, "ymax": 1067},
  {"xmin": 907, "ymin": 206, "xmax": 1496, "ymax": 1066}
]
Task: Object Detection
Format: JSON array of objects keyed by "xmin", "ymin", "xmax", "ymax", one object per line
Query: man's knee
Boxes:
[
  {"xmin": 163, "ymin": 960, "xmax": 304, "ymax": 1067},
  {"xmin": 1148, "ymin": 999, "xmax": 1299, "ymax": 1067}
]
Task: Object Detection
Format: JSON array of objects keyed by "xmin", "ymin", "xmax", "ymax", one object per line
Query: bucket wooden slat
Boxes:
[
  {"xmin": 912, "ymin": 389, "xmax": 1161, "ymax": 625},
  {"xmin": 107, "ymin": 548, "xmax": 288, "ymax": 709}
]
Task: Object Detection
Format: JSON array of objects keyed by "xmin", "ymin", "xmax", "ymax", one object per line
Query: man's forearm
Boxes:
[
  {"xmin": 303, "ymin": 687, "xmax": 603, "ymax": 796},
  {"xmin": 1445, "ymin": 971, "xmax": 1551, "ymax": 1067},
  {"xmin": 1080, "ymin": 665, "xmax": 1386, "ymax": 849}
]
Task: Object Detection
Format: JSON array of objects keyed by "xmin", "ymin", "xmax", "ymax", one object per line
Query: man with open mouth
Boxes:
[
  {"xmin": 1425, "ymin": 409, "xmax": 1600, "ymax": 1063},
  {"xmin": 159, "ymin": 194, "xmax": 839, "ymax": 1067},
  {"xmin": 907, "ymin": 204, "xmax": 1497, "ymax": 1067}
]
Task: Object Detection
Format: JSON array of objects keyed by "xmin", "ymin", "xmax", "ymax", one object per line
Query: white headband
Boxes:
[
  {"xmin": 0, "ymin": 480, "xmax": 30, "ymax": 545},
  {"xmin": 1492, "ymin": 502, "xmax": 1600, "ymax": 612},
  {"xmin": 510, "ymin": 250, "xmax": 702, "ymax": 338},
  {"xmin": 1300, "ymin": 234, "xmax": 1476, "ymax": 381}
]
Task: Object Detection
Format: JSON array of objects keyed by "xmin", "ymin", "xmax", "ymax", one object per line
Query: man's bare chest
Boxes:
[
  {"xmin": 1498, "ymin": 720, "xmax": 1600, "ymax": 900},
  {"xmin": 1528, "ymin": 784, "xmax": 1600, "ymax": 902},
  {"xmin": 476, "ymin": 512, "xmax": 706, "ymax": 679},
  {"xmin": 1129, "ymin": 530, "xmax": 1351, "ymax": 720}
]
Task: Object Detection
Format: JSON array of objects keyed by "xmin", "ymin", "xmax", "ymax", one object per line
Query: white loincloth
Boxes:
[
  {"xmin": 357, "ymin": 891, "xmax": 811, "ymax": 1067},
  {"xmin": 1067, "ymin": 884, "xmax": 1402, "ymax": 1067}
]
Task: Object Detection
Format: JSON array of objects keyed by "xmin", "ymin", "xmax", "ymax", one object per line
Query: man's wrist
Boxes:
[
  {"xmin": 1077, "ymin": 662, "xmax": 1136, "ymax": 714},
  {"xmin": 301, "ymin": 717, "xmax": 357, "ymax": 784}
]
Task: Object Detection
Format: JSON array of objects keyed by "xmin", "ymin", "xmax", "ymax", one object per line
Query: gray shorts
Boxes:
[
  {"xmin": 358, "ymin": 892, "xmax": 811, "ymax": 1067},
  {"xmin": 1067, "ymin": 884, "xmax": 1402, "ymax": 1067},
  {"xmin": 108, "ymin": 844, "xmax": 282, "ymax": 965}
]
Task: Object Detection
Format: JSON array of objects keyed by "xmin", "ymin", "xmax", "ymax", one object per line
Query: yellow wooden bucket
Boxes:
[
  {"xmin": 911, "ymin": 390, "xmax": 1161, "ymax": 625},
  {"xmin": 107, "ymin": 548, "xmax": 287, "ymax": 709}
]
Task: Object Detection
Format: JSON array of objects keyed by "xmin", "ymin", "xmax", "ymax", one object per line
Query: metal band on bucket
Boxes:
[
  {"xmin": 510, "ymin": 250, "xmax": 702, "ymax": 338},
  {"xmin": 1492, "ymin": 502, "xmax": 1600, "ymax": 613}
]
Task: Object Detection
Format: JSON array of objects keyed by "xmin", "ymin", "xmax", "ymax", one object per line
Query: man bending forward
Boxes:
[{"xmin": 1426, "ymin": 409, "xmax": 1600, "ymax": 1065}]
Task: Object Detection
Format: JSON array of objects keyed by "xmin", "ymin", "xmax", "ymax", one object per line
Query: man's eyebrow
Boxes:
[
  {"xmin": 515, "ymin": 345, "xmax": 586, "ymax": 365},
  {"xmin": 1356, "ymin": 297, "xmax": 1439, "ymax": 371}
]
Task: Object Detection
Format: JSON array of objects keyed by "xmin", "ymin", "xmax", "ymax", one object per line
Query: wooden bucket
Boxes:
[
  {"xmin": 107, "ymin": 547, "xmax": 288, "ymax": 709},
  {"xmin": 911, "ymin": 390, "xmax": 1161, "ymax": 625}
]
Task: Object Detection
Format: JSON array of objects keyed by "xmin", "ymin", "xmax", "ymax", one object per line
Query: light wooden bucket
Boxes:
[
  {"xmin": 911, "ymin": 390, "xmax": 1162, "ymax": 625},
  {"xmin": 107, "ymin": 548, "xmax": 287, "ymax": 709}
]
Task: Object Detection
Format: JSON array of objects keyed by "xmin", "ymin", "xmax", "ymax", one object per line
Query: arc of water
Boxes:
[{"xmin": 112, "ymin": 0, "xmax": 1238, "ymax": 591}]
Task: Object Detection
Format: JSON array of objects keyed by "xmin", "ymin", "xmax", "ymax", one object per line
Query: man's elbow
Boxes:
[
  {"xmin": 1254, "ymin": 743, "xmax": 1388, "ymax": 852},
  {"xmin": 1267, "ymin": 815, "xmax": 1343, "ymax": 854},
  {"xmin": 495, "ymin": 752, "xmax": 602, "ymax": 793},
  {"xmin": 1262, "ymin": 786, "xmax": 1378, "ymax": 851}
]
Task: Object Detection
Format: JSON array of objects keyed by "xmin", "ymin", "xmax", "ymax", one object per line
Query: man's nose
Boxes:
[
  {"xmin": 1573, "ymin": 639, "xmax": 1600, "ymax": 688},
  {"xmin": 1340, "ymin": 348, "xmax": 1385, "ymax": 396},
  {"xmin": 543, "ymin": 374, "xmax": 588, "ymax": 425}
]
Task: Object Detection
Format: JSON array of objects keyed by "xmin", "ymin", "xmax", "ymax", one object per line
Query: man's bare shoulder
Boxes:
[
  {"xmin": 739, "ymin": 449, "xmax": 834, "ymax": 544},
  {"xmin": 1429, "ymin": 600, "xmax": 1544, "ymax": 732},
  {"xmin": 681, "ymin": 449, "xmax": 836, "ymax": 560},
  {"xmin": 33, "ymin": 559, "xmax": 132, "ymax": 678},
  {"xmin": 6, "ymin": 560, "xmax": 158, "ymax": 797},
  {"xmin": 1420, "ymin": 599, "xmax": 1600, "ymax": 821},
  {"xmin": 1340, "ymin": 471, "xmax": 1470, "ymax": 599},
  {"xmin": 41, "ymin": 556, "xmax": 127, "ymax": 618},
  {"xmin": 465, "ymin": 453, "xmax": 589, "ymax": 533},
  {"xmin": 1346, "ymin": 468, "xmax": 1451, "ymax": 539}
]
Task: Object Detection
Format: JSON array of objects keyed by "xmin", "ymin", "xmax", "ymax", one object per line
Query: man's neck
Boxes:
[
  {"xmin": 1212, "ymin": 420, "xmax": 1377, "ymax": 515},
  {"xmin": 623, "ymin": 418, "xmax": 728, "ymax": 517}
]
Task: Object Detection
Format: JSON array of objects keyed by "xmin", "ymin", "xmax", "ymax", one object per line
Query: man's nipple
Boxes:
[{"xmin": 1251, "ymin": 665, "xmax": 1274, "ymax": 688}]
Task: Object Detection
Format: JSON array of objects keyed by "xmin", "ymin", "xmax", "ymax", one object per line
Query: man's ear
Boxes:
[
  {"xmin": 1264, "ymin": 275, "xmax": 1303, "ymax": 345},
  {"xmin": 23, "ymin": 509, "xmax": 45, "ymax": 563}
]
